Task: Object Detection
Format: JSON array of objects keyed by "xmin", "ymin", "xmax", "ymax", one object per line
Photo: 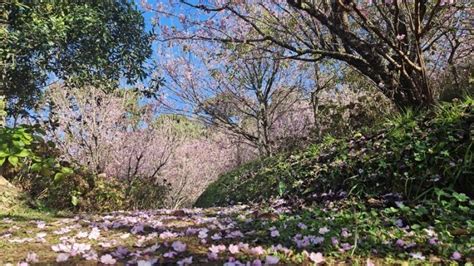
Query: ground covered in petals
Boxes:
[{"xmin": 1, "ymin": 195, "xmax": 472, "ymax": 265}]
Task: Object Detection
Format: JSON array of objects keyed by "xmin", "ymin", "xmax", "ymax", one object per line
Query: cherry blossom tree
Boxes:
[
  {"xmin": 44, "ymin": 85, "xmax": 254, "ymax": 208},
  {"xmin": 45, "ymin": 85, "xmax": 178, "ymax": 195},
  {"xmin": 149, "ymin": 0, "xmax": 472, "ymax": 109},
  {"xmin": 157, "ymin": 40, "xmax": 315, "ymax": 156},
  {"xmin": 160, "ymin": 132, "xmax": 247, "ymax": 208}
]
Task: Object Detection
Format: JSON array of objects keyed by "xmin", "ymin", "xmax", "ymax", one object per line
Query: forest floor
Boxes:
[{"xmin": 1, "ymin": 198, "xmax": 471, "ymax": 265}]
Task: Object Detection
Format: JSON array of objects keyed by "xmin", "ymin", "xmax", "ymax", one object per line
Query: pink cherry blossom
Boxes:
[
  {"xmin": 177, "ymin": 256, "xmax": 193, "ymax": 265},
  {"xmin": 137, "ymin": 259, "xmax": 158, "ymax": 266},
  {"xmin": 172, "ymin": 241, "xmax": 186, "ymax": 252},
  {"xmin": 211, "ymin": 233, "xmax": 222, "ymax": 240},
  {"xmin": 228, "ymin": 244, "xmax": 240, "ymax": 254},
  {"xmin": 270, "ymin": 229, "xmax": 280, "ymax": 238},
  {"xmin": 163, "ymin": 251, "xmax": 177, "ymax": 258},
  {"xmin": 53, "ymin": 227, "xmax": 71, "ymax": 235},
  {"xmin": 396, "ymin": 34, "xmax": 406, "ymax": 41},
  {"xmin": 310, "ymin": 236, "xmax": 325, "ymax": 245},
  {"xmin": 265, "ymin": 255, "xmax": 279, "ymax": 265},
  {"xmin": 26, "ymin": 252, "xmax": 39, "ymax": 263},
  {"xmin": 56, "ymin": 253, "xmax": 69, "ymax": 262},
  {"xmin": 88, "ymin": 227, "xmax": 100, "ymax": 240},
  {"xmin": 410, "ymin": 252, "xmax": 426, "ymax": 260},
  {"xmin": 36, "ymin": 221, "xmax": 46, "ymax": 229},
  {"xmin": 76, "ymin": 231, "xmax": 88, "ymax": 238},
  {"xmin": 319, "ymin": 227, "xmax": 330, "ymax": 235},
  {"xmin": 120, "ymin": 233, "xmax": 130, "ymax": 239},
  {"xmin": 309, "ymin": 252, "xmax": 325, "ymax": 264},
  {"xmin": 131, "ymin": 224, "xmax": 145, "ymax": 234},
  {"xmin": 395, "ymin": 239, "xmax": 405, "ymax": 247},
  {"xmin": 209, "ymin": 244, "xmax": 226, "ymax": 254},
  {"xmin": 226, "ymin": 230, "xmax": 244, "ymax": 238},
  {"xmin": 160, "ymin": 231, "xmax": 177, "ymax": 239},
  {"xmin": 83, "ymin": 251, "xmax": 98, "ymax": 261},
  {"xmin": 341, "ymin": 228, "xmax": 351, "ymax": 238},
  {"xmin": 208, "ymin": 252, "xmax": 219, "ymax": 260},
  {"xmin": 100, "ymin": 254, "xmax": 117, "ymax": 264},
  {"xmin": 297, "ymin": 223, "xmax": 307, "ymax": 230},
  {"xmin": 250, "ymin": 246, "xmax": 265, "ymax": 256},
  {"xmin": 366, "ymin": 258, "xmax": 375, "ymax": 266},
  {"xmin": 451, "ymin": 251, "xmax": 462, "ymax": 261},
  {"xmin": 238, "ymin": 242, "xmax": 249, "ymax": 251},
  {"xmin": 198, "ymin": 229, "xmax": 208, "ymax": 239},
  {"xmin": 36, "ymin": 232, "xmax": 47, "ymax": 238},
  {"xmin": 340, "ymin": 243, "xmax": 353, "ymax": 251}
]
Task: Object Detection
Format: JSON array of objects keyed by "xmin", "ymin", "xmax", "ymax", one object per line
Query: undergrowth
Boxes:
[{"xmin": 196, "ymin": 97, "xmax": 474, "ymax": 207}]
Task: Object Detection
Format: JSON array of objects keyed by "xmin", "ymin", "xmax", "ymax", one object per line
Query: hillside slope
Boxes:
[
  {"xmin": 0, "ymin": 176, "xmax": 27, "ymax": 211},
  {"xmin": 196, "ymin": 98, "xmax": 474, "ymax": 207}
]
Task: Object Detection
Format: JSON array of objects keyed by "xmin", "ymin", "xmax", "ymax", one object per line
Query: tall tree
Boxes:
[
  {"xmin": 45, "ymin": 85, "xmax": 177, "ymax": 195},
  {"xmin": 1, "ymin": 1, "xmax": 152, "ymax": 117},
  {"xmin": 159, "ymin": 44, "xmax": 313, "ymax": 156},
  {"xmin": 151, "ymin": 0, "xmax": 472, "ymax": 109}
]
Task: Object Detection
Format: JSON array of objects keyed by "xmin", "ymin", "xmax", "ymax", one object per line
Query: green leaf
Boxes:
[
  {"xmin": 54, "ymin": 172, "xmax": 65, "ymax": 183},
  {"xmin": 30, "ymin": 163, "xmax": 43, "ymax": 172},
  {"xmin": 7, "ymin": 156, "xmax": 19, "ymax": 167},
  {"xmin": 453, "ymin": 192, "xmax": 469, "ymax": 202},
  {"xmin": 15, "ymin": 149, "xmax": 30, "ymax": 157},
  {"xmin": 71, "ymin": 195, "xmax": 79, "ymax": 206},
  {"xmin": 61, "ymin": 167, "xmax": 74, "ymax": 175},
  {"xmin": 12, "ymin": 140, "xmax": 25, "ymax": 148},
  {"xmin": 0, "ymin": 150, "xmax": 9, "ymax": 158},
  {"xmin": 0, "ymin": 157, "xmax": 5, "ymax": 166},
  {"xmin": 278, "ymin": 181, "xmax": 287, "ymax": 197}
]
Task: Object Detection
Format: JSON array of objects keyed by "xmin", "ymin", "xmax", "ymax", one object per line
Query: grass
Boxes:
[
  {"xmin": 195, "ymin": 97, "xmax": 474, "ymax": 207},
  {"xmin": 0, "ymin": 194, "xmax": 472, "ymax": 264},
  {"xmin": 189, "ymin": 97, "xmax": 474, "ymax": 264}
]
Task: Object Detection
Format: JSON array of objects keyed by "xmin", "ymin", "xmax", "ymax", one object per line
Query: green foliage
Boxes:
[
  {"xmin": 80, "ymin": 177, "xmax": 127, "ymax": 212},
  {"xmin": 195, "ymin": 156, "xmax": 282, "ymax": 207},
  {"xmin": 0, "ymin": 122, "xmax": 83, "ymax": 211},
  {"xmin": 1, "ymin": 1, "xmax": 152, "ymax": 115},
  {"xmin": 196, "ymin": 97, "xmax": 474, "ymax": 207},
  {"xmin": 0, "ymin": 122, "xmax": 169, "ymax": 212},
  {"xmin": 29, "ymin": 169, "xmax": 170, "ymax": 212},
  {"xmin": 35, "ymin": 170, "xmax": 91, "ymax": 211},
  {"xmin": 0, "ymin": 125, "xmax": 69, "ymax": 179},
  {"xmin": 0, "ymin": 127, "xmax": 32, "ymax": 167},
  {"xmin": 126, "ymin": 179, "xmax": 170, "ymax": 210},
  {"xmin": 0, "ymin": 97, "xmax": 6, "ymax": 126},
  {"xmin": 245, "ymin": 191, "xmax": 473, "ymax": 262}
]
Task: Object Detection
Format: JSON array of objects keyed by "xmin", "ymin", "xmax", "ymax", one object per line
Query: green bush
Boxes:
[
  {"xmin": 196, "ymin": 97, "xmax": 474, "ymax": 207},
  {"xmin": 79, "ymin": 176, "xmax": 127, "ymax": 212},
  {"xmin": 0, "ymin": 124, "xmax": 168, "ymax": 212},
  {"xmin": 37, "ymin": 171, "xmax": 92, "ymax": 211},
  {"xmin": 0, "ymin": 123, "xmax": 82, "ymax": 209},
  {"xmin": 0, "ymin": 114, "xmax": 126, "ymax": 212},
  {"xmin": 29, "ymin": 169, "xmax": 171, "ymax": 212},
  {"xmin": 126, "ymin": 178, "xmax": 170, "ymax": 210}
]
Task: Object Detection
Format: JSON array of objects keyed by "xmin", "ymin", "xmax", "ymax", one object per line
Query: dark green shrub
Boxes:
[
  {"xmin": 79, "ymin": 176, "xmax": 127, "ymax": 212},
  {"xmin": 126, "ymin": 178, "xmax": 170, "ymax": 210}
]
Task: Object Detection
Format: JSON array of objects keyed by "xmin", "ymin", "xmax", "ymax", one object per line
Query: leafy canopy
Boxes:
[{"xmin": 1, "ymin": 1, "xmax": 152, "ymax": 116}]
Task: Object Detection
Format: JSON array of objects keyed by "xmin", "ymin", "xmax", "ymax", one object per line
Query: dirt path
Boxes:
[
  {"xmin": 1, "ymin": 206, "xmax": 302, "ymax": 265},
  {"xmin": 0, "ymin": 202, "xmax": 469, "ymax": 265}
]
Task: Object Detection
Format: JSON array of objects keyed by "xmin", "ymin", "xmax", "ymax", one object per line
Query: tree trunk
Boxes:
[{"xmin": 390, "ymin": 68, "xmax": 435, "ymax": 110}]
